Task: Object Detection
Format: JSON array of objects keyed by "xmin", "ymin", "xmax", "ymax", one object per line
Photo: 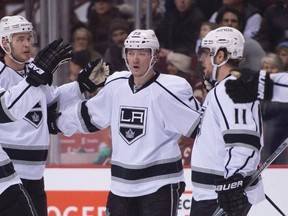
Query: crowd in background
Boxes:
[
  {"xmin": 2, "ymin": 0, "xmax": 288, "ymax": 164},
  {"xmin": 48, "ymin": 0, "xmax": 288, "ymax": 165}
]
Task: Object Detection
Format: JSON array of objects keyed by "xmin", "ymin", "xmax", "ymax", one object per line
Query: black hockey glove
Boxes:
[
  {"xmin": 77, "ymin": 58, "xmax": 110, "ymax": 93},
  {"xmin": 225, "ymin": 69, "xmax": 273, "ymax": 103},
  {"xmin": 47, "ymin": 102, "xmax": 62, "ymax": 134},
  {"xmin": 215, "ymin": 174, "xmax": 249, "ymax": 215},
  {"xmin": 26, "ymin": 38, "xmax": 72, "ymax": 87}
]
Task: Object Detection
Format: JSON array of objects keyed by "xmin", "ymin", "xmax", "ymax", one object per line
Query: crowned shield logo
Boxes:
[
  {"xmin": 119, "ymin": 106, "xmax": 147, "ymax": 145},
  {"xmin": 24, "ymin": 102, "xmax": 43, "ymax": 128}
]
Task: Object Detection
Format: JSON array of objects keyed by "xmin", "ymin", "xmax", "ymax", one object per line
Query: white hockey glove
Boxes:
[
  {"xmin": 225, "ymin": 69, "xmax": 273, "ymax": 103},
  {"xmin": 26, "ymin": 38, "xmax": 72, "ymax": 87},
  {"xmin": 77, "ymin": 58, "xmax": 110, "ymax": 93}
]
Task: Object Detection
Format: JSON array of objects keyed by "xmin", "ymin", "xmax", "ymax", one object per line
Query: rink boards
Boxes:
[{"xmin": 44, "ymin": 166, "xmax": 288, "ymax": 216}]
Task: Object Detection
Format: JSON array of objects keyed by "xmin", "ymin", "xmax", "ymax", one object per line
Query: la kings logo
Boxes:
[
  {"xmin": 24, "ymin": 102, "xmax": 43, "ymax": 128},
  {"xmin": 119, "ymin": 106, "xmax": 147, "ymax": 145}
]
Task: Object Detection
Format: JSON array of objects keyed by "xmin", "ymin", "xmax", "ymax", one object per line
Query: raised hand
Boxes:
[
  {"xmin": 77, "ymin": 58, "xmax": 110, "ymax": 93},
  {"xmin": 225, "ymin": 69, "xmax": 273, "ymax": 103},
  {"xmin": 26, "ymin": 38, "xmax": 72, "ymax": 87}
]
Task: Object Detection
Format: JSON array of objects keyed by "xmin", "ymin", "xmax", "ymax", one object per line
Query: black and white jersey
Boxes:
[
  {"xmin": 270, "ymin": 72, "xmax": 288, "ymax": 102},
  {"xmin": 58, "ymin": 71, "xmax": 201, "ymax": 197},
  {"xmin": 191, "ymin": 76, "xmax": 265, "ymax": 205},
  {"xmin": 0, "ymin": 60, "xmax": 84, "ymax": 181}
]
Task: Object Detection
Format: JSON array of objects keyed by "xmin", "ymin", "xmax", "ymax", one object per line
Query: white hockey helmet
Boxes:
[
  {"xmin": 123, "ymin": 29, "xmax": 159, "ymax": 57},
  {"xmin": 201, "ymin": 26, "xmax": 245, "ymax": 60},
  {"xmin": 0, "ymin": 15, "xmax": 35, "ymax": 46}
]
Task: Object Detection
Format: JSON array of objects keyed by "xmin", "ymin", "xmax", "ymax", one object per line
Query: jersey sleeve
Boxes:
[
  {"xmin": 0, "ymin": 79, "xmax": 45, "ymax": 122},
  {"xmin": 270, "ymin": 72, "xmax": 288, "ymax": 102},
  {"xmin": 156, "ymin": 77, "xmax": 200, "ymax": 137},
  {"xmin": 57, "ymin": 85, "xmax": 112, "ymax": 136},
  {"xmin": 215, "ymin": 81, "xmax": 262, "ymax": 178},
  {"xmin": 44, "ymin": 81, "xmax": 85, "ymax": 110}
]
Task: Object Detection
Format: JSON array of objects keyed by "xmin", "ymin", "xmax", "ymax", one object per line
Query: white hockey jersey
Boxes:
[
  {"xmin": 270, "ymin": 72, "xmax": 288, "ymax": 102},
  {"xmin": 0, "ymin": 67, "xmax": 48, "ymax": 194},
  {"xmin": 58, "ymin": 71, "xmax": 201, "ymax": 197},
  {"xmin": 191, "ymin": 76, "xmax": 265, "ymax": 205},
  {"xmin": 0, "ymin": 59, "xmax": 85, "ymax": 182}
]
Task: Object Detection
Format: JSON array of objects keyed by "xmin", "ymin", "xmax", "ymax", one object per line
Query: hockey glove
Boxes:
[
  {"xmin": 215, "ymin": 174, "xmax": 249, "ymax": 215},
  {"xmin": 47, "ymin": 102, "xmax": 62, "ymax": 134},
  {"xmin": 225, "ymin": 69, "xmax": 273, "ymax": 103},
  {"xmin": 77, "ymin": 58, "xmax": 110, "ymax": 93},
  {"xmin": 26, "ymin": 38, "xmax": 72, "ymax": 87}
]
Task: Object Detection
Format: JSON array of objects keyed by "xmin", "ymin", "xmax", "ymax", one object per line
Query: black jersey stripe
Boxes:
[
  {"xmin": 274, "ymin": 82, "xmax": 288, "ymax": 87},
  {"xmin": 0, "ymin": 161, "xmax": 16, "ymax": 178},
  {"xmin": 214, "ymin": 88, "xmax": 229, "ymax": 129},
  {"xmin": 0, "ymin": 63, "xmax": 6, "ymax": 75},
  {"xmin": 191, "ymin": 170, "xmax": 259, "ymax": 187},
  {"xmin": 0, "ymin": 100, "xmax": 13, "ymax": 123},
  {"xmin": 223, "ymin": 133, "xmax": 261, "ymax": 151},
  {"xmin": 7, "ymin": 84, "xmax": 32, "ymax": 109},
  {"xmin": 111, "ymin": 159, "xmax": 183, "ymax": 181},
  {"xmin": 80, "ymin": 101, "xmax": 99, "ymax": 132},
  {"xmin": 155, "ymin": 81, "xmax": 200, "ymax": 113},
  {"xmin": 2, "ymin": 148, "xmax": 48, "ymax": 162}
]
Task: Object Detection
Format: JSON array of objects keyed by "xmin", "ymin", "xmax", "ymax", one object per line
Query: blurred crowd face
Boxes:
[
  {"xmin": 199, "ymin": 24, "xmax": 212, "ymax": 39},
  {"xmin": 72, "ymin": 28, "xmax": 90, "ymax": 52},
  {"xmin": 112, "ymin": 29, "xmax": 128, "ymax": 48},
  {"xmin": 222, "ymin": 0, "xmax": 243, "ymax": 6},
  {"xmin": 278, "ymin": 48, "xmax": 288, "ymax": 69},
  {"xmin": 167, "ymin": 63, "xmax": 178, "ymax": 75},
  {"xmin": 142, "ymin": 0, "xmax": 160, "ymax": 13},
  {"xmin": 94, "ymin": 1, "xmax": 112, "ymax": 15},
  {"xmin": 220, "ymin": 12, "xmax": 239, "ymax": 29},
  {"xmin": 174, "ymin": 0, "xmax": 193, "ymax": 12},
  {"xmin": 262, "ymin": 62, "xmax": 279, "ymax": 73}
]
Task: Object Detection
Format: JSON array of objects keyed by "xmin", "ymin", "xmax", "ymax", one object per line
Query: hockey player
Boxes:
[
  {"xmin": 190, "ymin": 27, "xmax": 265, "ymax": 216},
  {"xmin": 0, "ymin": 20, "xmax": 73, "ymax": 216},
  {"xmin": 49, "ymin": 29, "xmax": 201, "ymax": 216},
  {"xmin": 0, "ymin": 15, "xmax": 105, "ymax": 216}
]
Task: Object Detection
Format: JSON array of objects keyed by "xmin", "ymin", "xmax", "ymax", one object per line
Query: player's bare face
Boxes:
[
  {"xmin": 10, "ymin": 33, "xmax": 33, "ymax": 62},
  {"xmin": 199, "ymin": 48, "xmax": 213, "ymax": 79},
  {"xmin": 126, "ymin": 49, "xmax": 152, "ymax": 77}
]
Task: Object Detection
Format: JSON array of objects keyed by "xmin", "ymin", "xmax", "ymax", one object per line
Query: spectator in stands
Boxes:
[
  {"xmin": 87, "ymin": 0, "xmax": 125, "ymax": 55},
  {"xmin": 140, "ymin": 0, "xmax": 163, "ymax": 29},
  {"xmin": 276, "ymin": 41, "xmax": 288, "ymax": 70},
  {"xmin": 254, "ymin": 0, "xmax": 288, "ymax": 53},
  {"xmin": 210, "ymin": 0, "xmax": 262, "ymax": 38},
  {"xmin": 155, "ymin": 0, "xmax": 206, "ymax": 57},
  {"xmin": 104, "ymin": 18, "xmax": 130, "ymax": 72},
  {"xmin": 216, "ymin": 7, "xmax": 265, "ymax": 71},
  {"xmin": 260, "ymin": 53, "xmax": 288, "ymax": 164},
  {"xmin": 71, "ymin": 26, "xmax": 102, "ymax": 61},
  {"xmin": 69, "ymin": 50, "xmax": 91, "ymax": 82}
]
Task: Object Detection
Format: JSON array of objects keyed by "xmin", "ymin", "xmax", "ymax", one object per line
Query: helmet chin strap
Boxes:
[
  {"xmin": 210, "ymin": 55, "xmax": 229, "ymax": 82},
  {"xmin": 3, "ymin": 42, "xmax": 26, "ymax": 65},
  {"xmin": 125, "ymin": 54, "xmax": 157, "ymax": 80}
]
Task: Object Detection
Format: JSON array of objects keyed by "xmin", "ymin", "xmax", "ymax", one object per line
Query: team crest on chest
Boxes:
[
  {"xmin": 119, "ymin": 106, "xmax": 147, "ymax": 145},
  {"xmin": 24, "ymin": 103, "xmax": 43, "ymax": 128}
]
